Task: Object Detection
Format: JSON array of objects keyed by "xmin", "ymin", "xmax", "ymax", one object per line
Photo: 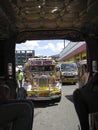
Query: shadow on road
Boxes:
[
  {"xmin": 65, "ymin": 94, "xmax": 74, "ymax": 103},
  {"xmin": 33, "ymin": 101, "xmax": 59, "ymax": 108}
]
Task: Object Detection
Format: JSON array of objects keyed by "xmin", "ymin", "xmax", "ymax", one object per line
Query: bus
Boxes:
[{"xmin": 55, "ymin": 62, "xmax": 78, "ymax": 84}]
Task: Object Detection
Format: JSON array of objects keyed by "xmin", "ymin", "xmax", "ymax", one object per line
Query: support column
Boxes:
[
  {"xmin": 86, "ymin": 37, "xmax": 98, "ymax": 75},
  {"xmin": 0, "ymin": 40, "xmax": 5, "ymax": 78},
  {"xmin": 0, "ymin": 37, "xmax": 16, "ymax": 80}
]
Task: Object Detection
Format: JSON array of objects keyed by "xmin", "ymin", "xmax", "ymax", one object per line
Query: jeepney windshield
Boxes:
[
  {"xmin": 61, "ymin": 63, "xmax": 77, "ymax": 71},
  {"xmin": 30, "ymin": 65, "xmax": 54, "ymax": 72}
]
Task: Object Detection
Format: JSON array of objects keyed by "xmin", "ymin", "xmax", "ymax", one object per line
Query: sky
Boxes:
[{"xmin": 16, "ymin": 40, "xmax": 70, "ymax": 56}]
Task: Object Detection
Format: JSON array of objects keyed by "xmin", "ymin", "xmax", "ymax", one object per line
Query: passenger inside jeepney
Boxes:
[
  {"xmin": 73, "ymin": 71, "xmax": 98, "ymax": 130},
  {"xmin": 81, "ymin": 66, "xmax": 89, "ymax": 84},
  {"xmin": 78, "ymin": 60, "xmax": 89, "ymax": 87},
  {"xmin": 0, "ymin": 78, "xmax": 34, "ymax": 130}
]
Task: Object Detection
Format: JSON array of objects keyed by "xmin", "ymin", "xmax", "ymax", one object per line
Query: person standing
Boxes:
[
  {"xmin": 17, "ymin": 70, "xmax": 23, "ymax": 88},
  {"xmin": 56, "ymin": 67, "xmax": 61, "ymax": 81}
]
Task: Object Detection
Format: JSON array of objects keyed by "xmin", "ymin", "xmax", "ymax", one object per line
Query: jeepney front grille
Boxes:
[{"xmin": 38, "ymin": 77, "xmax": 48, "ymax": 87}]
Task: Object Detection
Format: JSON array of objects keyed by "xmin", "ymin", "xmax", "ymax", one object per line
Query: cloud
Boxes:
[
  {"xmin": 16, "ymin": 40, "xmax": 39, "ymax": 50},
  {"xmin": 16, "ymin": 40, "xmax": 70, "ymax": 56},
  {"xmin": 36, "ymin": 41, "xmax": 64, "ymax": 53}
]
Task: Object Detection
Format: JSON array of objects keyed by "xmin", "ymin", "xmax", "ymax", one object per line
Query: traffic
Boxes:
[{"xmin": 15, "ymin": 56, "xmax": 88, "ymax": 105}]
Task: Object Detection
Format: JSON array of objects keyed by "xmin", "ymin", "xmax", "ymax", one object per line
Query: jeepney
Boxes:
[{"xmin": 23, "ymin": 57, "xmax": 62, "ymax": 103}]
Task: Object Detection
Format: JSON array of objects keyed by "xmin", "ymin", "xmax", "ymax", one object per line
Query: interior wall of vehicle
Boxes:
[{"xmin": 0, "ymin": 41, "xmax": 5, "ymax": 77}]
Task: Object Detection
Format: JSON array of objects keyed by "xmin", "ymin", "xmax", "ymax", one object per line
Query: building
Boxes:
[
  {"xmin": 58, "ymin": 41, "xmax": 86, "ymax": 63},
  {"xmin": 15, "ymin": 50, "xmax": 35, "ymax": 66},
  {"xmin": 50, "ymin": 54, "xmax": 60, "ymax": 61}
]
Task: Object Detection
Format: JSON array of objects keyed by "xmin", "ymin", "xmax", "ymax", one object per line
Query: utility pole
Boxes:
[{"xmin": 64, "ymin": 40, "xmax": 65, "ymax": 48}]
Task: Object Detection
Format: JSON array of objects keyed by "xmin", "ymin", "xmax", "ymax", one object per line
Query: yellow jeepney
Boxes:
[{"xmin": 23, "ymin": 57, "xmax": 62, "ymax": 103}]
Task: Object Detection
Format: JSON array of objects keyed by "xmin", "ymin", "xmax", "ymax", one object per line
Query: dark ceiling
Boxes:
[{"xmin": 0, "ymin": 0, "xmax": 98, "ymax": 43}]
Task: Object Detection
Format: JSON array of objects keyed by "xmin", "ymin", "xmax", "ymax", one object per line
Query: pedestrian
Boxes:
[
  {"xmin": 56, "ymin": 67, "xmax": 61, "ymax": 81},
  {"xmin": 0, "ymin": 81, "xmax": 34, "ymax": 130},
  {"xmin": 17, "ymin": 70, "xmax": 23, "ymax": 88},
  {"xmin": 73, "ymin": 72, "xmax": 98, "ymax": 130}
]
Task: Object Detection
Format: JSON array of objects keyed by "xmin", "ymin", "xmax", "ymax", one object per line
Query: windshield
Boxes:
[
  {"xmin": 61, "ymin": 63, "xmax": 77, "ymax": 71},
  {"xmin": 30, "ymin": 65, "xmax": 54, "ymax": 72}
]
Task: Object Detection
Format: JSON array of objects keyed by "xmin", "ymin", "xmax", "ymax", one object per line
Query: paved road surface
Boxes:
[{"xmin": 33, "ymin": 84, "xmax": 80, "ymax": 130}]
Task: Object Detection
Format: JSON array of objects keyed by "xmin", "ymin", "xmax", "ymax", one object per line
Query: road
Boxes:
[{"xmin": 33, "ymin": 84, "xmax": 80, "ymax": 130}]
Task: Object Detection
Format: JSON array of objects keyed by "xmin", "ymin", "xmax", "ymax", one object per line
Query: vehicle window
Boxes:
[
  {"xmin": 31, "ymin": 65, "xmax": 54, "ymax": 72},
  {"xmin": 61, "ymin": 63, "xmax": 77, "ymax": 71}
]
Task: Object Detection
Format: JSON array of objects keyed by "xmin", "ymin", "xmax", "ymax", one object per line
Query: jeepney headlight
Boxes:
[
  {"xmin": 50, "ymin": 87, "xmax": 53, "ymax": 91},
  {"xmin": 61, "ymin": 72, "xmax": 65, "ymax": 76},
  {"xmin": 73, "ymin": 71, "xmax": 78, "ymax": 75}
]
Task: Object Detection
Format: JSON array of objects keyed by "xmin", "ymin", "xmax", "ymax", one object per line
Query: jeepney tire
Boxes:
[
  {"xmin": 61, "ymin": 82, "xmax": 64, "ymax": 85},
  {"xmin": 56, "ymin": 98, "xmax": 61, "ymax": 103},
  {"xmin": 73, "ymin": 82, "xmax": 76, "ymax": 85},
  {"xmin": 51, "ymin": 97, "xmax": 61, "ymax": 104}
]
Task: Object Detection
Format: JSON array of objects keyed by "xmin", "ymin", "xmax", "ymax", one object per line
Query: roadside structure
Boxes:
[{"xmin": 58, "ymin": 42, "xmax": 86, "ymax": 63}]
